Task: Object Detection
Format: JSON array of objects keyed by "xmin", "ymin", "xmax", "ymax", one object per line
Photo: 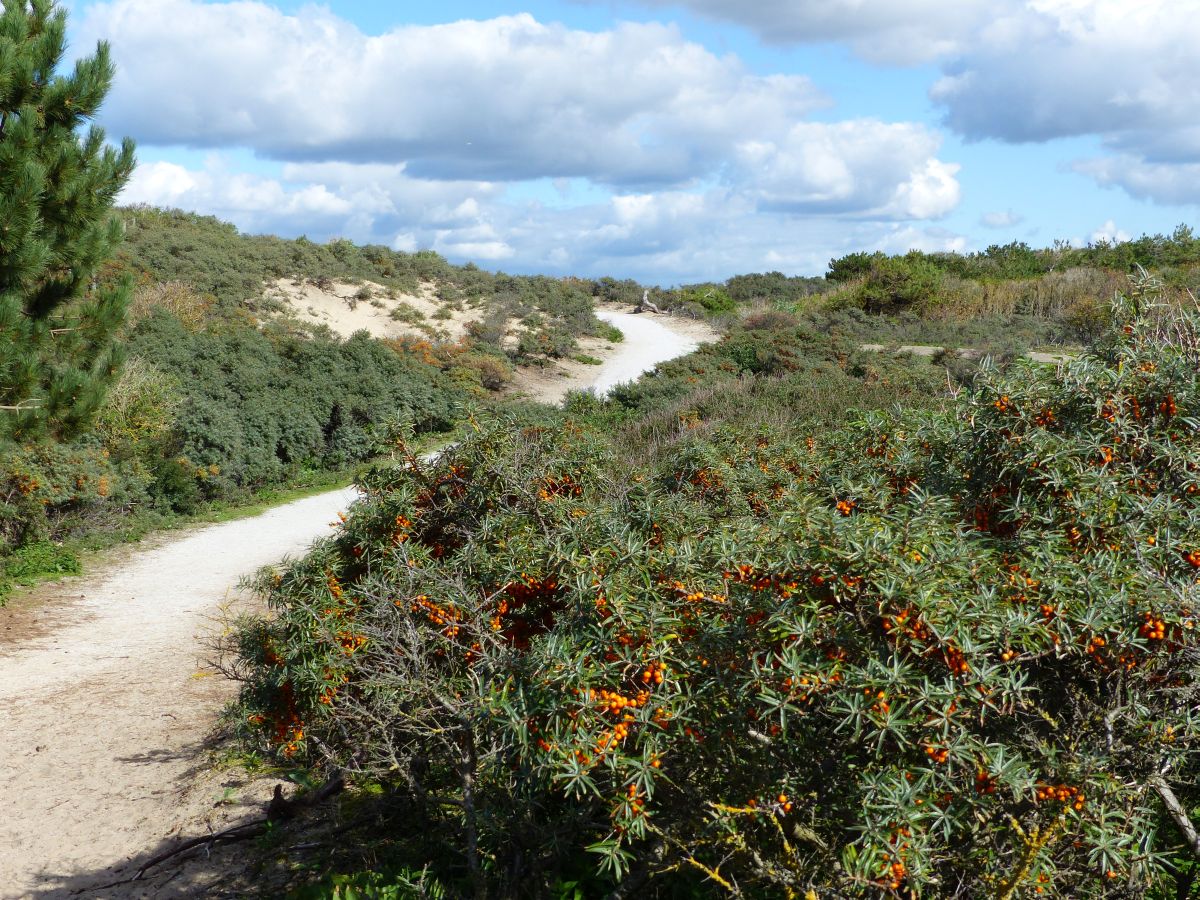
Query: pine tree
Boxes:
[{"xmin": 0, "ymin": 0, "xmax": 135, "ymax": 440}]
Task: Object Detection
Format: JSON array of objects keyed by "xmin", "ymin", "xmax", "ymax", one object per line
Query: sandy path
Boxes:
[
  {"xmin": 859, "ymin": 343, "xmax": 1075, "ymax": 364},
  {"xmin": 0, "ymin": 312, "xmax": 710, "ymax": 898},
  {"xmin": 0, "ymin": 488, "xmax": 356, "ymax": 898}
]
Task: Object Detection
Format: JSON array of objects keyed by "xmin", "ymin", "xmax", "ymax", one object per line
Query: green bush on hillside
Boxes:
[
  {"xmin": 127, "ymin": 310, "xmax": 462, "ymax": 492},
  {"xmin": 111, "ymin": 207, "xmax": 609, "ymax": 348}
]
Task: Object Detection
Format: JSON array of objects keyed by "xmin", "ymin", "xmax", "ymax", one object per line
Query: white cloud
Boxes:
[
  {"xmin": 572, "ymin": 0, "xmax": 997, "ymax": 64},
  {"xmin": 121, "ymin": 160, "xmax": 353, "ymax": 229},
  {"xmin": 734, "ymin": 121, "xmax": 960, "ymax": 219},
  {"xmin": 1090, "ymin": 219, "xmax": 1131, "ymax": 245},
  {"xmin": 603, "ymin": 0, "xmax": 1200, "ymax": 206},
  {"xmin": 980, "ymin": 210, "xmax": 1025, "ymax": 229},
  {"xmin": 81, "ymin": 1, "xmax": 828, "ymax": 187},
  {"xmin": 930, "ymin": 2, "xmax": 1200, "ymax": 143},
  {"xmin": 120, "ymin": 157, "xmax": 500, "ymax": 247},
  {"xmin": 926, "ymin": 1, "xmax": 1200, "ymax": 204},
  {"xmin": 1074, "ymin": 155, "xmax": 1200, "ymax": 206},
  {"xmin": 118, "ymin": 157, "xmax": 967, "ymax": 283},
  {"xmin": 82, "ymin": 1, "xmax": 962, "ymax": 213},
  {"xmin": 872, "ymin": 225, "xmax": 969, "ymax": 256},
  {"xmin": 85, "ymin": 0, "xmax": 966, "ymax": 273}
]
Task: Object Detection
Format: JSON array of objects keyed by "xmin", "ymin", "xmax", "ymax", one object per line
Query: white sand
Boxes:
[
  {"xmin": 262, "ymin": 278, "xmax": 484, "ymax": 342},
  {"xmin": 590, "ymin": 310, "xmax": 703, "ymax": 396}
]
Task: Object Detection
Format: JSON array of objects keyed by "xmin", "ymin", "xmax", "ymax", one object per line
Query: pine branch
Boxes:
[{"xmin": 0, "ymin": 399, "xmax": 44, "ymax": 411}]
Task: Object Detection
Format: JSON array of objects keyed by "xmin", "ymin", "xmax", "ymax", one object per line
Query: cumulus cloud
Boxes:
[
  {"xmin": 572, "ymin": 0, "xmax": 997, "ymax": 64},
  {"xmin": 931, "ymin": 2, "xmax": 1199, "ymax": 144},
  {"xmin": 734, "ymin": 121, "xmax": 960, "ymax": 219},
  {"xmin": 923, "ymin": 1, "xmax": 1200, "ymax": 204},
  {"xmin": 84, "ymin": 0, "xmax": 980, "ymax": 279},
  {"xmin": 1074, "ymin": 155, "xmax": 1200, "ymax": 206},
  {"xmin": 121, "ymin": 159, "xmax": 353, "ymax": 233},
  {"xmin": 119, "ymin": 156, "xmax": 968, "ymax": 283},
  {"xmin": 871, "ymin": 225, "xmax": 969, "ymax": 256},
  {"xmin": 605, "ymin": 0, "xmax": 1200, "ymax": 206},
  {"xmin": 121, "ymin": 157, "xmax": 502, "ymax": 244},
  {"xmin": 80, "ymin": 1, "xmax": 830, "ymax": 187},
  {"xmin": 1090, "ymin": 219, "xmax": 1132, "ymax": 245},
  {"xmin": 980, "ymin": 210, "xmax": 1025, "ymax": 229}
]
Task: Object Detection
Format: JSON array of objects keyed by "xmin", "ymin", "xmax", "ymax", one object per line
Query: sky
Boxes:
[{"xmin": 61, "ymin": 0, "xmax": 1200, "ymax": 284}]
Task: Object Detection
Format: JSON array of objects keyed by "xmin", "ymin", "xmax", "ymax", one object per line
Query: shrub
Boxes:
[
  {"xmin": 598, "ymin": 322, "xmax": 625, "ymax": 344},
  {"xmin": 126, "ymin": 281, "xmax": 216, "ymax": 330},
  {"xmin": 854, "ymin": 253, "xmax": 944, "ymax": 313},
  {"xmin": 0, "ymin": 441, "xmax": 115, "ymax": 553},
  {"xmin": 126, "ymin": 310, "xmax": 463, "ymax": 489},
  {"xmin": 742, "ymin": 309, "xmax": 800, "ymax": 331},
  {"xmin": 516, "ymin": 324, "xmax": 576, "ymax": 360},
  {"xmin": 389, "ymin": 303, "xmax": 426, "ymax": 325},
  {"xmin": 234, "ymin": 288, "xmax": 1200, "ymax": 898},
  {"xmin": 678, "ymin": 284, "xmax": 736, "ymax": 315},
  {"xmin": 92, "ymin": 357, "xmax": 180, "ymax": 482},
  {"xmin": 0, "ymin": 541, "xmax": 81, "ymax": 597}
]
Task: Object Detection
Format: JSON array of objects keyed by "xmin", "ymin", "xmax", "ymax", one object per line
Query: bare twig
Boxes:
[
  {"xmin": 0, "ymin": 399, "xmax": 43, "ymax": 411},
  {"xmin": 117, "ymin": 819, "xmax": 270, "ymax": 884}
]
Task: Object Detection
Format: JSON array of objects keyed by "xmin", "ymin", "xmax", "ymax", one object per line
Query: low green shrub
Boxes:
[
  {"xmin": 0, "ymin": 441, "xmax": 116, "ymax": 554},
  {"xmin": 598, "ymin": 322, "xmax": 624, "ymax": 344},
  {"xmin": 852, "ymin": 253, "xmax": 944, "ymax": 314}
]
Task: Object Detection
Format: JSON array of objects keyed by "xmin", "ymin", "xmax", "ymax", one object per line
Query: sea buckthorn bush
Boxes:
[
  {"xmin": 0, "ymin": 441, "xmax": 116, "ymax": 553},
  {"xmin": 235, "ymin": 292, "xmax": 1200, "ymax": 898}
]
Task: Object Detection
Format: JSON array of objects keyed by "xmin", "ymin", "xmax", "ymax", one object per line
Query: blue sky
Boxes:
[{"xmin": 65, "ymin": 0, "xmax": 1200, "ymax": 283}]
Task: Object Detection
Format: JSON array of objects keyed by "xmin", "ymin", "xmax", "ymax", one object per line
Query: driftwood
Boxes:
[
  {"xmin": 636, "ymin": 289, "xmax": 663, "ymax": 315},
  {"xmin": 121, "ymin": 771, "xmax": 346, "ymax": 882}
]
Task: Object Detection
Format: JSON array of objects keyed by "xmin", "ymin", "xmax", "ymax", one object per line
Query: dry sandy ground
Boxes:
[
  {"xmin": 0, "ymin": 311, "xmax": 711, "ymax": 899},
  {"xmin": 263, "ymin": 278, "xmax": 482, "ymax": 342}
]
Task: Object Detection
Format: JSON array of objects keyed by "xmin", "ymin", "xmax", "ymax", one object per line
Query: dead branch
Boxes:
[
  {"xmin": 1150, "ymin": 774, "xmax": 1200, "ymax": 859},
  {"xmin": 126, "ymin": 771, "xmax": 345, "ymax": 881}
]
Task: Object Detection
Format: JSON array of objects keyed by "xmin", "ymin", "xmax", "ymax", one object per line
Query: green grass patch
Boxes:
[
  {"xmin": 0, "ymin": 542, "xmax": 82, "ymax": 599},
  {"xmin": 598, "ymin": 323, "xmax": 624, "ymax": 343}
]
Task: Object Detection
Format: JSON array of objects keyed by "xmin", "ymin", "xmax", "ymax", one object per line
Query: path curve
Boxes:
[
  {"xmin": 592, "ymin": 310, "xmax": 703, "ymax": 396},
  {"xmin": 0, "ymin": 313, "xmax": 708, "ymax": 898}
]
